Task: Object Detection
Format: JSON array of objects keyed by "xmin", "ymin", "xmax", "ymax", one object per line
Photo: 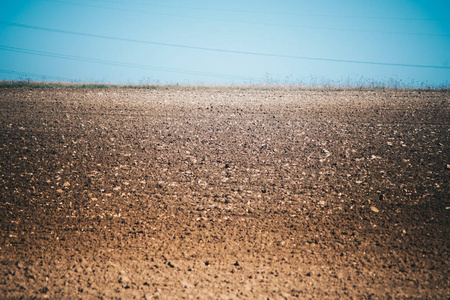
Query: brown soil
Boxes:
[{"xmin": 0, "ymin": 87, "xmax": 449, "ymax": 299}]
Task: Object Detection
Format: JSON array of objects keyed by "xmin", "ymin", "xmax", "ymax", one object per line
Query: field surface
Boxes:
[{"xmin": 0, "ymin": 87, "xmax": 449, "ymax": 299}]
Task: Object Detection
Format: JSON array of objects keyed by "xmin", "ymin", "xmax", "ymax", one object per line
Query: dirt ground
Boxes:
[{"xmin": 0, "ymin": 87, "xmax": 449, "ymax": 299}]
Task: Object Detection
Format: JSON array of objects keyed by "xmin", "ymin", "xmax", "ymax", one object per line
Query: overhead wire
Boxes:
[
  {"xmin": 49, "ymin": 0, "xmax": 448, "ymax": 21},
  {"xmin": 1, "ymin": 21, "xmax": 449, "ymax": 70},
  {"xmin": 0, "ymin": 45, "xmax": 262, "ymax": 81},
  {"xmin": 43, "ymin": 0, "xmax": 449, "ymax": 37},
  {"xmin": 0, "ymin": 68, "xmax": 76, "ymax": 82}
]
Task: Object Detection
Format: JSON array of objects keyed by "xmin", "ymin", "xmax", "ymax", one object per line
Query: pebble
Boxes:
[
  {"xmin": 16, "ymin": 261, "xmax": 25, "ymax": 269},
  {"xmin": 144, "ymin": 294, "xmax": 153, "ymax": 300},
  {"xmin": 119, "ymin": 276, "xmax": 130, "ymax": 284},
  {"xmin": 370, "ymin": 206, "xmax": 380, "ymax": 213}
]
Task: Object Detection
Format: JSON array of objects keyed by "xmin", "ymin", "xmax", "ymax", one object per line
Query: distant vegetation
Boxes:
[
  {"xmin": 0, "ymin": 80, "xmax": 448, "ymax": 92},
  {"xmin": 0, "ymin": 80, "xmax": 160, "ymax": 90}
]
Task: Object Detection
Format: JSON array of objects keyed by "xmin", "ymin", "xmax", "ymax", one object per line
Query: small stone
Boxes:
[
  {"xmin": 119, "ymin": 276, "xmax": 130, "ymax": 284},
  {"xmin": 370, "ymin": 206, "xmax": 379, "ymax": 213},
  {"xmin": 25, "ymin": 269, "xmax": 36, "ymax": 280},
  {"xmin": 181, "ymin": 280, "xmax": 192, "ymax": 289},
  {"xmin": 144, "ymin": 294, "xmax": 153, "ymax": 300},
  {"xmin": 63, "ymin": 182, "xmax": 70, "ymax": 187},
  {"xmin": 56, "ymin": 189, "xmax": 64, "ymax": 193},
  {"xmin": 16, "ymin": 261, "xmax": 25, "ymax": 269}
]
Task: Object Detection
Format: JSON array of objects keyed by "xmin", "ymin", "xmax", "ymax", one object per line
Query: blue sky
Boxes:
[{"xmin": 0, "ymin": 0, "xmax": 449, "ymax": 86}]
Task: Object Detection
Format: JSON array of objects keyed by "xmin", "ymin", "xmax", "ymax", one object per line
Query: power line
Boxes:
[
  {"xmin": 49, "ymin": 0, "xmax": 448, "ymax": 21},
  {"xmin": 0, "ymin": 68, "xmax": 76, "ymax": 82},
  {"xmin": 0, "ymin": 45, "xmax": 261, "ymax": 81},
  {"xmin": 44, "ymin": 0, "xmax": 449, "ymax": 37},
  {"xmin": 2, "ymin": 21, "xmax": 449, "ymax": 70}
]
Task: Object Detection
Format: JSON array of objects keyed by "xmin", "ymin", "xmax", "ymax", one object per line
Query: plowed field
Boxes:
[{"xmin": 1, "ymin": 87, "xmax": 449, "ymax": 299}]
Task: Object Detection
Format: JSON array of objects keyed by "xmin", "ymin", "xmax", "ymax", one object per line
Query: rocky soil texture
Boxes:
[{"xmin": 0, "ymin": 87, "xmax": 449, "ymax": 299}]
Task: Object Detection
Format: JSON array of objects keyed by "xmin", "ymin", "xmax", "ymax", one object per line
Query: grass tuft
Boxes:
[{"xmin": 0, "ymin": 80, "xmax": 448, "ymax": 92}]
